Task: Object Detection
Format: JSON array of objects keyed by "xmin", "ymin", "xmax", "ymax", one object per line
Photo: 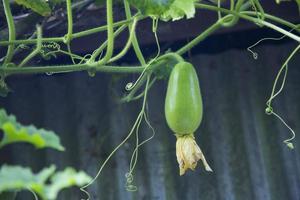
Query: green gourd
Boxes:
[{"xmin": 165, "ymin": 61, "xmax": 203, "ymax": 135}]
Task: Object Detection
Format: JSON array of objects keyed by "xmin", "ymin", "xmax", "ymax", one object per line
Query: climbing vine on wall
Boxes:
[{"xmin": 0, "ymin": 0, "xmax": 300, "ymax": 199}]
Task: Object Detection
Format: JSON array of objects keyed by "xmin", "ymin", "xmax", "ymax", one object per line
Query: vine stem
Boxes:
[
  {"xmin": 267, "ymin": 44, "xmax": 300, "ymax": 106},
  {"xmin": 124, "ymin": 0, "xmax": 146, "ymax": 65},
  {"xmin": 88, "ymin": 14, "xmax": 140, "ymax": 63},
  {"xmin": 109, "ymin": 18, "xmax": 138, "ymax": 63},
  {"xmin": 88, "ymin": 24, "xmax": 128, "ymax": 63},
  {"xmin": 65, "ymin": 0, "xmax": 73, "ymax": 44},
  {"xmin": 80, "ymin": 75, "xmax": 151, "ymax": 199},
  {"xmin": 125, "ymin": 75, "xmax": 154, "ymax": 191},
  {"xmin": 176, "ymin": 17, "xmax": 225, "ymax": 55},
  {"xmin": 195, "ymin": 3, "xmax": 300, "ymax": 42},
  {"xmin": 18, "ymin": 26, "xmax": 42, "ymax": 67},
  {"xmin": 221, "ymin": 0, "xmax": 244, "ymax": 27},
  {"xmin": 0, "ymin": 4, "xmax": 298, "ymax": 47},
  {"xmin": 217, "ymin": 0, "xmax": 222, "ymax": 20},
  {"xmin": 0, "ymin": 15, "xmax": 227, "ymax": 75},
  {"xmin": 2, "ymin": 0, "xmax": 16, "ymax": 65},
  {"xmin": 242, "ymin": 11, "xmax": 300, "ymax": 31},
  {"xmin": 1, "ymin": 5, "xmax": 300, "ymax": 75},
  {"xmin": 65, "ymin": 0, "xmax": 76, "ymax": 64},
  {"xmin": 0, "ymin": 52, "xmax": 184, "ymax": 75},
  {"xmin": 80, "ymin": 109, "xmax": 144, "ymax": 200},
  {"xmin": 0, "ymin": 18, "xmax": 137, "ymax": 46},
  {"xmin": 230, "ymin": 0, "xmax": 234, "ymax": 10},
  {"xmin": 92, "ymin": 0, "xmax": 114, "ymax": 65},
  {"xmin": 265, "ymin": 44, "xmax": 300, "ymax": 148},
  {"xmin": 0, "ymin": 64, "xmax": 144, "ymax": 75},
  {"xmin": 261, "ymin": 21, "xmax": 300, "ymax": 42},
  {"xmin": 83, "ymin": 0, "xmax": 117, "ymax": 64},
  {"xmin": 122, "ymin": 52, "xmax": 183, "ymax": 102}
]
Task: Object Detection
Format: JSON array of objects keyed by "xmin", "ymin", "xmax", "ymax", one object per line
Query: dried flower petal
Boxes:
[{"xmin": 176, "ymin": 134, "xmax": 212, "ymax": 175}]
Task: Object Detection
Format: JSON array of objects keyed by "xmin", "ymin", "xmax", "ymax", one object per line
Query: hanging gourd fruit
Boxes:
[{"xmin": 165, "ymin": 61, "xmax": 212, "ymax": 175}]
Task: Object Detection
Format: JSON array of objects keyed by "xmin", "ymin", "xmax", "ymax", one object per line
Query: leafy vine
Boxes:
[{"xmin": 0, "ymin": 0, "xmax": 300, "ymax": 199}]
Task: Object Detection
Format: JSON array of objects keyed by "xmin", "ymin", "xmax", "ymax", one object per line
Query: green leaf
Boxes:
[
  {"xmin": 0, "ymin": 165, "xmax": 56, "ymax": 194},
  {"xmin": 45, "ymin": 168, "xmax": 92, "ymax": 200},
  {"xmin": 127, "ymin": 0, "xmax": 198, "ymax": 20},
  {"xmin": 127, "ymin": 0, "xmax": 175, "ymax": 16},
  {"xmin": 14, "ymin": 0, "xmax": 52, "ymax": 16},
  {"xmin": 161, "ymin": 0, "xmax": 197, "ymax": 21},
  {"xmin": 0, "ymin": 109, "xmax": 65, "ymax": 151},
  {"xmin": 0, "ymin": 165, "xmax": 92, "ymax": 200}
]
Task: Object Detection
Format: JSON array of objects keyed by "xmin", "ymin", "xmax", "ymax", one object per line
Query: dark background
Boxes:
[{"xmin": 0, "ymin": 1, "xmax": 300, "ymax": 200}]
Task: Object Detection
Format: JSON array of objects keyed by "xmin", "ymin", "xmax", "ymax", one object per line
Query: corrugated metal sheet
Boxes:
[{"xmin": 1, "ymin": 42, "xmax": 300, "ymax": 200}]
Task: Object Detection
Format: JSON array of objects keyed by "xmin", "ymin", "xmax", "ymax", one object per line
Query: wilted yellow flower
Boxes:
[{"xmin": 176, "ymin": 134, "xmax": 212, "ymax": 175}]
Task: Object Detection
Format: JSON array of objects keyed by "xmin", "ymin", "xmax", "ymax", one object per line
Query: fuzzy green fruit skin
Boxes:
[{"xmin": 165, "ymin": 62, "xmax": 203, "ymax": 135}]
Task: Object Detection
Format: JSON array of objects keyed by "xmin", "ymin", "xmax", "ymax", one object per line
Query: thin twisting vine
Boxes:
[
  {"xmin": 265, "ymin": 44, "xmax": 300, "ymax": 149},
  {"xmin": 246, "ymin": 24, "xmax": 299, "ymax": 149},
  {"xmin": 124, "ymin": 76, "xmax": 153, "ymax": 192},
  {"xmin": 0, "ymin": 1, "xmax": 300, "ymax": 199},
  {"xmin": 1, "ymin": 3, "xmax": 300, "ymax": 74},
  {"xmin": 123, "ymin": 22, "xmax": 162, "ymax": 189},
  {"xmin": 124, "ymin": 18, "xmax": 160, "ymax": 93},
  {"xmin": 80, "ymin": 71, "xmax": 154, "ymax": 199},
  {"xmin": 80, "ymin": 19, "xmax": 164, "ymax": 197},
  {"xmin": 18, "ymin": 25, "xmax": 43, "ymax": 67},
  {"xmin": 247, "ymin": 28, "xmax": 296, "ymax": 59}
]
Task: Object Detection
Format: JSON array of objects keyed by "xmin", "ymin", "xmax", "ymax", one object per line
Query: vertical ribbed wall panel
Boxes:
[{"xmin": 0, "ymin": 42, "xmax": 299, "ymax": 200}]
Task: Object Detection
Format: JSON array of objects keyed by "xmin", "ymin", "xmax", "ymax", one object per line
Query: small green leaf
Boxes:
[
  {"xmin": 0, "ymin": 165, "xmax": 92, "ymax": 200},
  {"xmin": 0, "ymin": 165, "xmax": 55, "ymax": 194},
  {"xmin": 0, "ymin": 109, "xmax": 65, "ymax": 151},
  {"xmin": 161, "ymin": 0, "xmax": 197, "ymax": 21},
  {"xmin": 45, "ymin": 168, "xmax": 92, "ymax": 200},
  {"xmin": 15, "ymin": 0, "xmax": 52, "ymax": 16},
  {"xmin": 127, "ymin": 0, "xmax": 175, "ymax": 16},
  {"xmin": 127, "ymin": 0, "xmax": 198, "ymax": 20}
]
